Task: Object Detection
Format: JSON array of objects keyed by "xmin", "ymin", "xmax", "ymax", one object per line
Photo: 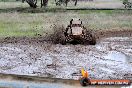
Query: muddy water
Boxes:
[
  {"xmin": 0, "ymin": 73, "xmax": 131, "ymax": 88},
  {"xmin": 0, "ymin": 36, "xmax": 131, "ymax": 81},
  {"xmin": 0, "ymin": 80, "xmax": 131, "ymax": 88}
]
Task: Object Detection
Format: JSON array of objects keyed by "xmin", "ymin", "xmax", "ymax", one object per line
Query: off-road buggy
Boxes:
[{"xmin": 59, "ymin": 18, "xmax": 96, "ymax": 45}]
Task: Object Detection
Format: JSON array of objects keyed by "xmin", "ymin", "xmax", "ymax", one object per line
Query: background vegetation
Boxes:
[{"xmin": 0, "ymin": 0, "xmax": 131, "ymax": 37}]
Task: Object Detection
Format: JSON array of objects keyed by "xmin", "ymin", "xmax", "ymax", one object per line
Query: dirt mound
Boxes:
[
  {"xmin": 0, "ymin": 36, "xmax": 49, "ymax": 45},
  {"xmin": 96, "ymin": 29, "xmax": 132, "ymax": 40},
  {"xmin": 0, "ymin": 29, "xmax": 132, "ymax": 45}
]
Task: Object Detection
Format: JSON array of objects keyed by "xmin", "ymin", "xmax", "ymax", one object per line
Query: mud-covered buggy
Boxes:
[
  {"xmin": 53, "ymin": 19, "xmax": 96, "ymax": 45},
  {"xmin": 64, "ymin": 19, "xmax": 96, "ymax": 45}
]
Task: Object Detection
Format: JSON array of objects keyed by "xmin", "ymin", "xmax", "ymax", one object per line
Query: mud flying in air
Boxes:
[{"xmin": 52, "ymin": 19, "xmax": 96, "ymax": 45}]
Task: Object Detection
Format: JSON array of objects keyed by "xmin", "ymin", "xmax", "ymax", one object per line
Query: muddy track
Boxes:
[{"xmin": 0, "ymin": 29, "xmax": 132, "ymax": 81}]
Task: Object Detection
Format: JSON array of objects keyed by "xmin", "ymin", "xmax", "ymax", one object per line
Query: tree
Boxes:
[
  {"xmin": 41, "ymin": 0, "xmax": 49, "ymax": 7},
  {"xmin": 22, "ymin": 0, "xmax": 77, "ymax": 8},
  {"xmin": 22, "ymin": 0, "xmax": 37, "ymax": 8},
  {"xmin": 65, "ymin": 0, "xmax": 69, "ymax": 6}
]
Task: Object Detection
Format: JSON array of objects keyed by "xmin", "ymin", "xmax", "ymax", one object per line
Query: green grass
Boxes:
[
  {"xmin": 0, "ymin": 1, "xmax": 132, "ymax": 37},
  {"xmin": 78, "ymin": 10, "xmax": 115, "ymax": 14},
  {"xmin": 0, "ymin": 22, "xmax": 35, "ymax": 37},
  {"xmin": 0, "ymin": 0, "xmax": 17, "ymax": 2}
]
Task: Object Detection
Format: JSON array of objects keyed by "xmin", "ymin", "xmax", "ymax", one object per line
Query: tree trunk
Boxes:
[
  {"xmin": 25, "ymin": 0, "xmax": 37, "ymax": 8},
  {"xmin": 74, "ymin": 0, "xmax": 77, "ymax": 6},
  {"xmin": 41, "ymin": 0, "xmax": 48, "ymax": 7},
  {"xmin": 65, "ymin": 0, "xmax": 69, "ymax": 7},
  {"xmin": 43, "ymin": 0, "xmax": 48, "ymax": 7}
]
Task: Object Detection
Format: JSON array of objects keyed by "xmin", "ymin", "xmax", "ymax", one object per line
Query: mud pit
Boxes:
[{"xmin": 0, "ymin": 30, "xmax": 132, "ymax": 80}]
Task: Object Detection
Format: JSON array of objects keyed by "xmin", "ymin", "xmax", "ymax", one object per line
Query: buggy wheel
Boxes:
[
  {"xmin": 83, "ymin": 30, "xmax": 96, "ymax": 45},
  {"xmin": 89, "ymin": 36, "xmax": 96, "ymax": 45},
  {"xmin": 61, "ymin": 39, "xmax": 66, "ymax": 45}
]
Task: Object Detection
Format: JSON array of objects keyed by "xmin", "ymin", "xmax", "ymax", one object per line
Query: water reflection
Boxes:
[{"xmin": 0, "ymin": 81, "xmax": 131, "ymax": 88}]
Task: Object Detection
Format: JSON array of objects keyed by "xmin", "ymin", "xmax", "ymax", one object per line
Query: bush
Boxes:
[{"xmin": 123, "ymin": 0, "xmax": 132, "ymax": 8}]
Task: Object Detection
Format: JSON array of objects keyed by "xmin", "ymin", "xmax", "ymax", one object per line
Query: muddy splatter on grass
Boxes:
[{"xmin": 0, "ymin": 29, "xmax": 132, "ymax": 44}]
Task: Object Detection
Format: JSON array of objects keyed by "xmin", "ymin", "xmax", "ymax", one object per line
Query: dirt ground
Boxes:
[{"xmin": 0, "ymin": 30, "xmax": 132, "ymax": 80}]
